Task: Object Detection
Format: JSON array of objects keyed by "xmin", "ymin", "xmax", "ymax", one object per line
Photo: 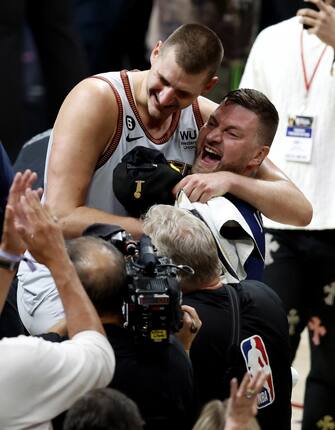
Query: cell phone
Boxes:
[{"xmin": 303, "ymin": 2, "xmax": 320, "ymax": 30}]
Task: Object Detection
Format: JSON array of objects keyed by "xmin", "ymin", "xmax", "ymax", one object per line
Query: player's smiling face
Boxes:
[
  {"xmin": 192, "ymin": 103, "xmax": 264, "ymax": 176},
  {"xmin": 147, "ymin": 45, "xmax": 210, "ymax": 120}
]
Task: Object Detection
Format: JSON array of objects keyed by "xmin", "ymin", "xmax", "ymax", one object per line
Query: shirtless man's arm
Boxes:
[
  {"xmin": 46, "ymin": 82, "xmax": 312, "ymax": 243},
  {"xmin": 174, "ymin": 157, "xmax": 312, "ymax": 226},
  {"xmin": 46, "ymin": 78, "xmax": 143, "ymax": 239}
]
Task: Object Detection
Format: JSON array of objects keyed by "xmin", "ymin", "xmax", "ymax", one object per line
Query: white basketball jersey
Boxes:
[{"xmin": 86, "ymin": 70, "xmax": 204, "ymax": 215}]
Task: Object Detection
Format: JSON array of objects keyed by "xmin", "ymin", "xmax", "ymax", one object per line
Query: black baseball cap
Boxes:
[{"xmin": 113, "ymin": 146, "xmax": 186, "ymax": 217}]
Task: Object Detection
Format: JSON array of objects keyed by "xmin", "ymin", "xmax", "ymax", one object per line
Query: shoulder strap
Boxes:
[
  {"xmin": 225, "ymin": 284, "xmax": 241, "ymax": 351},
  {"xmin": 221, "ymin": 283, "xmax": 241, "ymax": 391}
]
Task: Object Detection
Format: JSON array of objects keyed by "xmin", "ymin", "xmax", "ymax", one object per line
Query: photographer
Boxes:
[
  {"xmin": 0, "ymin": 171, "xmax": 115, "ymax": 429},
  {"xmin": 44, "ymin": 234, "xmax": 199, "ymax": 430},
  {"xmin": 143, "ymin": 204, "xmax": 292, "ymax": 430}
]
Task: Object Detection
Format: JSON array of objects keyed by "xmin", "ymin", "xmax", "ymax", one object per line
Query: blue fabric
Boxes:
[
  {"xmin": 225, "ymin": 193, "xmax": 265, "ymax": 281},
  {"xmin": 0, "ymin": 143, "xmax": 14, "ymax": 236}
]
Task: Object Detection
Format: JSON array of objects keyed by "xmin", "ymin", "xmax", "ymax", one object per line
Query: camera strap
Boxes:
[
  {"xmin": 225, "ymin": 283, "xmax": 241, "ymax": 355},
  {"xmin": 222, "ymin": 283, "xmax": 241, "ymax": 387},
  {"xmin": 189, "ymin": 208, "xmax": 239, "ymax": 281}
]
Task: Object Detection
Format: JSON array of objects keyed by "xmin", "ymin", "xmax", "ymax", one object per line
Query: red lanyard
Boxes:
[{"xmin": 300, "ymin": 29, "xmax": 328, "ymax": 94}]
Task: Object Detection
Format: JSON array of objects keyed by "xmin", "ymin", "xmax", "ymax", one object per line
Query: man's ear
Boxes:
[
  {"xmin": 150, "ymin": 41, "xmax": 163, "ymax": 65},
  {"xmin": 253, "ymin": 146, "xmax": 270, "ymax": 167},
  {"xmin": 246, "ymin": 146, "xmax": 270, "ymax": 174},
  {"xmin": 201, "ymin": 76, "xmax": 219, "ymax": 95}
]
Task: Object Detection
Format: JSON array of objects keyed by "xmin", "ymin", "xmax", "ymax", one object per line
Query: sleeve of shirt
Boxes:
[
  {"xmin": 239, "ymin": 30, "xmax": 268, "ymax": 91},
  {"xmin": 0, "ymin": 331, "xmax": 115, "ymax": 427}
]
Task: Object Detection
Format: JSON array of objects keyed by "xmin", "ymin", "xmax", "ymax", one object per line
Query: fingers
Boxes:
[
  {"xmin": 8, "ymin": 170, "xmax": 39, "ymax": 206},
  {"xmin": 172, "ymin": 177, "xmax": 187, "ymax": 196},
  {"xmin": 181, "ymin": 305, "xmax": 202, "ymax": 334},
  {"xmin": 308, "ymin": 0, "xmax": 327, "ymax": 12},
  {"xmin": 229, "ymin": 377, "xmax": 238, "ymax": 401},
  {"xmin": 297, "ymin": 0, "xmax": 330, "ymax": 27},
  {"xmin": 19, "ymin": 189, "xmax": 44, "ymax": 226},
  {"xmin": 2, "ymin": 205, "xmax": 16, "ymax": 244},
  {"xmin": 20, "ymin": 170, "xmax": 37, "ymax": 192},
  {"xmin": 187, "ymin": 186, "xmax": 205, "ymax": 202},
  {"xmin": 237, "ymin": 371, "xmax": 252, "ymax": 396},
  {"xmin": 237, "ymin": 371, "xmax": 267, "ymax": 405},
  {"xmin": 175, "ymin": 175, "xmax": 209, "ymax": 202},
  {"xmin": 175, "ymin": 173, "xmax": 228, "ymax": 202},
  {"xmin": 15, "ymin": 189, "xmax": 49, "ymax": 244}
]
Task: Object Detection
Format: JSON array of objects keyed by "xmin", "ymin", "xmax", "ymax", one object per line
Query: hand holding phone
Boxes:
[{"xmin": 302, "ymin": 1, "xmax": 320, "ymax": 30}]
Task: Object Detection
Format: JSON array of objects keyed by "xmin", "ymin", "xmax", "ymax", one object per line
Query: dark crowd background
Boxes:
[{"xmin": 0, "ymin": 0, "xmax": 305, "ymax": 164}]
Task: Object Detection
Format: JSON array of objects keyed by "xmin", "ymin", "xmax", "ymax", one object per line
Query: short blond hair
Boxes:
[{"xmin": 193, "ymin": 399, "xmax": 261, "ymax": 430}]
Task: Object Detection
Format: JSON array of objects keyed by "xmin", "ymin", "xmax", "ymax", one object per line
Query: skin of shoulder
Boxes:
[
  {"xmin": 46, "ymin": 78, "xmax": 119, "ymax": 218},
  {"xmin": 197, "ymin": 95, "xmax": 219, "ymax": 123}
]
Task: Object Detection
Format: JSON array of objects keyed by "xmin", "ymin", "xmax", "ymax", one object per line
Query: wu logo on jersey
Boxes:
[
  {"xmin": 240, "ymin": 335, "xmax": 275, "ymax": 408},
  {"xmin": 179, "ymin": 128, "xmax": 197, "ymax": 141},
  {"xmin": 179, "ymin": 128, "xmax": 197, "ymax": 150}
]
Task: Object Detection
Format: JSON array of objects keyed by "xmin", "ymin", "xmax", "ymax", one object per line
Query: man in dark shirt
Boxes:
[
  {"xmin": 59, "ymin": 235, "xmax": 196, "ymax": 430},
  {"xmin": 143, "ymin": 204, "xmax": 292, "ymax": 430}
]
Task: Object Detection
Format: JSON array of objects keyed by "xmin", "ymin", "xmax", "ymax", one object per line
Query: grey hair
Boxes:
[{"xmin": 143, "ymin": 205, "xmax": 222, "ymax": 289}]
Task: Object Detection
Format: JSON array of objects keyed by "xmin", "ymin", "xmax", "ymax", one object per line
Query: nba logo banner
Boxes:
[{"xmin": 240, "ymin": 335, "xmax": 275, "ymax": 408}]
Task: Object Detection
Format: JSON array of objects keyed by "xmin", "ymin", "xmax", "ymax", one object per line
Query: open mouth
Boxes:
[{"xmin": 202, "ymin": 145, "xmax": 222, "ymax": 162}]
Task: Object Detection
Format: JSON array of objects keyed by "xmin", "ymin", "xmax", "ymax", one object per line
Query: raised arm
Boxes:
[
  {"xmin": 0, "ymin": 171, "xmax": 38, "ymax": 313},
  {"xmin": 228, "ymin": 157, "xmax": 312, "ymax": 226},
  {"xmin": 224, "ymin": 372, "xmax": 267, "ymax": 430},
  {"xmin": 46, "ymin": 78, "xmax": 142, "ymax": 239},
  {"xmin": 17, "ymin": 189, "xmax": 105, "ymax": 338},
  {"xmin": 173, "ymin": 158, "xmax": 313, "ymax": 227}
]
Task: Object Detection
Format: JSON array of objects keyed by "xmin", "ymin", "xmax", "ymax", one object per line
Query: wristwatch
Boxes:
[{"xmin": 0, "ymin": 258, "xmax": 20, "ymax": 271}]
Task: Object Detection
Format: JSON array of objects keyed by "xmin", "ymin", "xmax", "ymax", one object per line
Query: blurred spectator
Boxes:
[
  {"xmin": 0, "ymin": 171, "xmax": 114, "ymax": 428},
  {"xmin": 63, "ymin": 388, "xmax": 144, "ymax": 430},
  {"xmin": 0, "ymin": 0, "xmax": 88, "ymax": 162},
  {"xmin": 73, "ymin": 0, "xmax": 153, "ymax": 74},
  {"xmin": 146, "ymin": 0, "xmax": 260, "ymax": 96}
]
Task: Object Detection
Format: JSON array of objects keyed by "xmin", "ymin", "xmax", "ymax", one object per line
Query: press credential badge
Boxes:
[{"xmin": 285, "ymin": 115, "xmax": 315, "ymax": 163}]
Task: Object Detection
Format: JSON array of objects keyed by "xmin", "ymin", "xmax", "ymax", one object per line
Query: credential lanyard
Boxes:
[{"xmin": 300, "ymin": 29, "xmax": 328, "ymax": 95}]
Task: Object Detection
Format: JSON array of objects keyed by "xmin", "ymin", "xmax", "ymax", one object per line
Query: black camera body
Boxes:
[{"xmin": 113, "ymin": 232, "xmax": 183, "ymax": 345}]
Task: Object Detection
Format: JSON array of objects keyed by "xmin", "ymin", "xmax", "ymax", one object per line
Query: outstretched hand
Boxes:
[
  {"xmin": 224, "ymin": 371, "xmax": 267, "ymax": 430},
  {"xmin": 15, "ymin": 189, "xmax": 68, "ymax": 268},
  {"xmin": 1, "ymin": 170, "xmax": 41, "ymax": 256}
]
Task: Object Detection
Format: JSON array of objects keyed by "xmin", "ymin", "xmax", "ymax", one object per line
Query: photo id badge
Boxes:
[{"xmin": 284, "ymin": 115, "xmax": 315, "ymax": 163}]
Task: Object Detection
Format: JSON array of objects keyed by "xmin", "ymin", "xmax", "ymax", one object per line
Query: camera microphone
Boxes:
[{"xmin": 138, "ymin": 234, "xmax": 158, "ymax": 273}]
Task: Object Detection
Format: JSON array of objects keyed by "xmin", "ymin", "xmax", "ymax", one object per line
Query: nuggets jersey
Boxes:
[{"xmin": 45, "ymin": 70, "xmax": 204, "ymax": 216}]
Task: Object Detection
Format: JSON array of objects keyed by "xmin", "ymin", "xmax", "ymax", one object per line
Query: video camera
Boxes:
[{"xmin": 108, "ymin": 227, "xmax": 188, "ymax": 345}]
